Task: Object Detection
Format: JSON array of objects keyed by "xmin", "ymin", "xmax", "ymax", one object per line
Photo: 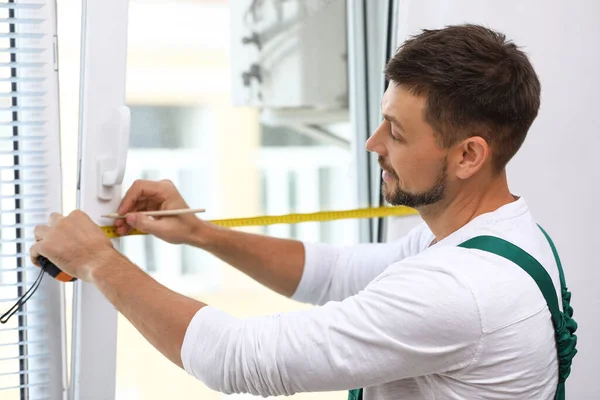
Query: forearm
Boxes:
[
  {"xmin": 182, "ymin": 263, "xmax": 481, "ymax": 397},
  {"xmin": 89, "ymin": 251, "xmax": 205, "ymax": 368},
  {"xmin": 190, "ymin": 223, "xmax": 305, "ymax": 297}
]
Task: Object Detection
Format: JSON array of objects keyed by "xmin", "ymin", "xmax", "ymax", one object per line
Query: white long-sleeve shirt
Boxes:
[{"xmin": 181, "ymin": 198, "xmax": 561, "ymax": 399}]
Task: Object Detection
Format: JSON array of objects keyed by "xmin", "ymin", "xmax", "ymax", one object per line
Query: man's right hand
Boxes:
[
  {"xmin": 115, "ymin": 179, "xmax": 208, "ymax": 245},
  {"xmin": 115, "ymin": 180, "xmax": 306, "ymax": 298}
]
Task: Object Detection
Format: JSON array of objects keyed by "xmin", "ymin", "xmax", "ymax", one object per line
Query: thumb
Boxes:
[{"xmin": 126, "ymin": 213, "xmax": 158, "ymax": 233}]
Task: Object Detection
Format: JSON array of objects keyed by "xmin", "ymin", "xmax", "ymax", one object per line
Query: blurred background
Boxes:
[{"xmin": 58, "ymin": 0, "xmax": 358, "ymax": 398}]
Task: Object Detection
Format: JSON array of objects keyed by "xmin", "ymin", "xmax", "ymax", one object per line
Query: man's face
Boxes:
[{"xmin": 366, "ymin": 85, "xmax": 449, "ymax": 208}]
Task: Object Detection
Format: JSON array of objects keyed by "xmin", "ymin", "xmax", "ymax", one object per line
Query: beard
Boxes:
[{"xmin": 379, "ymin": 156, "xmax": 447, "ymax": 208}]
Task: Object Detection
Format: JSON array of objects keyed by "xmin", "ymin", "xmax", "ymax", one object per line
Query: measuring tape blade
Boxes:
[{"xmin": 100, "ymin": 206, "xmax": 418, "ymax": 239}]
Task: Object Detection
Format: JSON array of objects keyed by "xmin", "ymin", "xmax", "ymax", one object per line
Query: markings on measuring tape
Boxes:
[{"xmin": 99, "ymin": 206, "xmax": 418, "ymax": 238}]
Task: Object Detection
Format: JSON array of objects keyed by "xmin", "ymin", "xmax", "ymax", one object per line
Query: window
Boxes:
[
  {"xmin": 0, "ymin": 0, "xmax": 397, "ymax": 399},
  {"xmin": 52, "ymin": 0, "xmax": 390, "ymax": 398},
  {"xmin": 121, "ymin": 105, "xmax": 218, "ymax": 285}
]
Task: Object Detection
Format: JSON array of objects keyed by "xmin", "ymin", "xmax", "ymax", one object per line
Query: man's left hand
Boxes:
[{"xmin": 30, "ymin": 210, "xmax": 117, "ymax": 282}]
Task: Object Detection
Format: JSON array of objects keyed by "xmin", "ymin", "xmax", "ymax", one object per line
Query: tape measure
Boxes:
[
  {"xmin": 37, "ymin": 206, "xmax": 418, "ymax": 283},
  {"xmin": 100, "ymin": 206, "xmax": 418, "ymax": 238},
  {"xmin": 1, "ymin": 205, "xmax": 419, "ymax": 324}
]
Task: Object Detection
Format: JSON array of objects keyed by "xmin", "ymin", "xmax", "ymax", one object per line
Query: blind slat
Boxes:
[
  {"xmin": 0, "ymin": 237, "xmax": 35, "ymax": 244},
  {"xmin": 0, "ymin": 193, "xmax": 46, "ymax": 199},
  {"xmin": 0, "ymin": 106, "xmax": 46, "ymax": 111},
  {"xmin": 0, "ymin": 150, "xmax": 45, "ymax": 156},
  {"xmin": 0, "ymin": 48, "xmax": 45, "ymax": 54},
  {"xmin": 0, "ymin": 93, "xmax": 47, "ymax": 99},
  {"xmin": 10, "ymin": 310, "xmax": 45, "ymax": 318},
  {"xmin": 0, "ymin": 3, "xmax": 44, "ymax": 10},
  {"xmin": 0, "ymin": 368, "xmax": 46, "ymax": 377},
  {"xmin": 0, "ymin": 62, "xmax": 45, "ymax": 67},
  {"xmin": 0, "ymin": 122, "xmax": 46, "ymax": 128},
  {"xmin": 0, "ymin": 208, "xmax": 49, "ymax": 214},
  {"xmin": 0, "ymin": 266, "xmax": 39, "ymax": 272},
  {"xmin": 0, "ymin": 325, "xmax": 44, "ymax": 333},
  {"xmin": 0, "ymin": 179, "xmax": 47, "ymax": 185},
  {"xmin": 0, "ymin": 340, "xmax": 45, "ymax": 348},
  {"xmin": 0, "ymin": 383, "xmax": 49, "ymax": 392},
  {"xmin": 0, "ymin": 18, "xmax": 44, "ymax": 24},
  {"xmin": 0, "ymin": 280, "xmax": 44, "ymax": 288},
  {"xmin": 0, "ymin": 296, "xmax": 47, "ymax": 303},
  {"xmin": 0, "ymin": 33, "xmax": 45, "ymax": 39},
  {"xmin": 0, "ymin": 165, "xmax": 47, "ymax": 171},
  {"xmin": 0, "ymin": 136, "xmax": 46, "ymax": 142},
  {"xmin": 0, "ymin": 223, "xmax": 41, "ymax": 229},
  {"xmin": 0, "ymin": 253, "xmax": 38, "ymax": 259},
  {"xmin": 0, "ymin": 353, "xmax": 48, "ymax": 363}
]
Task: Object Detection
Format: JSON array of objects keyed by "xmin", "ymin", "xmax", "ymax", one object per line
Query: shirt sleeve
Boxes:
[
  {"xmin": 181, "ymin": 256, "xmax": 482, "ymax": 397},
  {"xmin": 292, "ymin": 222, "xmax": 433, "ymax": 305}
]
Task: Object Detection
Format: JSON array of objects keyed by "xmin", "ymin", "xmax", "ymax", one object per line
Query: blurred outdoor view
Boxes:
[{"xmin": 58, "ymin": 0, "xmax": 358, "ymax": 399}]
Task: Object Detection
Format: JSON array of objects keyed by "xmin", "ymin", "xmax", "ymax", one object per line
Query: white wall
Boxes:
[{"xmin": 388, "ymin": 1, "xmax": 600, "ymax": 397}]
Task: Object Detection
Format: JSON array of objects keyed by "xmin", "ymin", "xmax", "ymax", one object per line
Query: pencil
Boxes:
[{"xmin": 101, "ymin": 208, "xmax": 206, "ymax": 219}]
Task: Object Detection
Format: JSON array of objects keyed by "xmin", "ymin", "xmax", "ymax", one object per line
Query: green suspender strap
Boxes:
[
  {"xmin": 347, "ymin": 389, "xmax": 362, "ymax": 400},
  {"xmin": 348, "ymin": 226, "xmax": 577, "ymax": 400},
  {"xmin": 459, "ymin": 226, "xmax": 578, "ymax": 400}
]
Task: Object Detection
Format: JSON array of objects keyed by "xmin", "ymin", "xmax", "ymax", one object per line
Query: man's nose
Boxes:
[{"xmin": 365, "ymin": 123, "xmax": 388, "ymax": 156}]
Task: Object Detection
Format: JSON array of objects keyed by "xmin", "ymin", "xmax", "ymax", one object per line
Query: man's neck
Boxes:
[{"xmin": 418, "ymin": 171, "xmax": 516, "ymax": 243}]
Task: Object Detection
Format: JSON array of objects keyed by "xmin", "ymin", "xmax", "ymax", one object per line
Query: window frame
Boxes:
[{"xmin": 69, "ymin": 0, "xmax": 130, "ymax": 399}]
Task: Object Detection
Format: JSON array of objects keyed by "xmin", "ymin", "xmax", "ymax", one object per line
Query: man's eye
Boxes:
[{"xmin": 390, "ymin": 131, "xmax": 402, "ymax": 142}]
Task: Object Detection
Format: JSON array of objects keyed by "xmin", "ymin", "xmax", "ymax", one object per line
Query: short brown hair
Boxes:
[{"xmin": 385, "ymin": 24, "xmax": 541, "ymax": 171}]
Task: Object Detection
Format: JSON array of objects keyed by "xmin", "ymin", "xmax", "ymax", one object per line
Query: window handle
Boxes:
[{"xmin": 97, "ymin": 106, "xmax": 131, "ymax": 201}]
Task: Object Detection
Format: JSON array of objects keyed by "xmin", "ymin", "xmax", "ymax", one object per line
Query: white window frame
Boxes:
[
  {"xmin": 70, "ymin": 0, "xmax": 130, "ymax": 399},
  {"xmin": 347, "ymin": 0, "xmax": 400, "ymax": 243}
]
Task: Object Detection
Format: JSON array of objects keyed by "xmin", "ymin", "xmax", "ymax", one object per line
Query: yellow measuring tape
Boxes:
[{"xmin": 99, "ymin": 206, "xmax": 418, "ymax": 239}]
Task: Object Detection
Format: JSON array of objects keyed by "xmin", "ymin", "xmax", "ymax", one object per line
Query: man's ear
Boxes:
[{"xmin": 454, "ymin": 136, "xmax": 491, "ymax": 180}]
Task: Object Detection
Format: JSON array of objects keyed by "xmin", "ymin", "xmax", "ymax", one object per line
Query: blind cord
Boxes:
[{"xmin": 0, "ymin": 258, "xmax": 48, "ymax": 324}]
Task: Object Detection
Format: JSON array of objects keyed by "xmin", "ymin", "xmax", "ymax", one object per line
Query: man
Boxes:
[{"xmin": 31, "ymin": 24, "xmax": 576, "ymax": 399}]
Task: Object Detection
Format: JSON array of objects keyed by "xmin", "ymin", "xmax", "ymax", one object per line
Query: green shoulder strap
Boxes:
[
  {"xmin": 347, "ymin": 388, "xmax": 362, "ymax": 400},
  {"xmin": 459, "ymin": 226, "xmax": 577, "ymax": 400},
  {"xmin": 348, "ymin": 226, "xmax": 576, "ymax": 400}
]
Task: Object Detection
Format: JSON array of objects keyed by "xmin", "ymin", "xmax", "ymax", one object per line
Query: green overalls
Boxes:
[{"xmin": 348, "ymin": 226, "xmax": 578, "ymax": 400}]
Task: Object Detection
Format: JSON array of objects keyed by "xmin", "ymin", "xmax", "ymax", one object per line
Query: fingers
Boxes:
[
  {"xmin": 115, "ymin": 198, "xmax": 152, "ymax": 235},
  {"xmin": 69, "ymin": 209, "xmax": 89, "ymax": 220},
  {"xmin": 117, "ymin": 180, "xmax": 176, "ymax": 235},
  {"xmin": 29, "ymin": 242, "xmax": 43, "ymax": 267},
  {"xmin": 115, "ymin": 220, "xmax": 132, "ymax": 236},
  {"xmin": 30, "ymin": 209, "xmax": 111, "ymax": 272},
  {"xmin": 34, "ymin": 224, "xmax": 50, "ymax": 241},
  {"xmin": 31, "ymin": 213, "xmax": 61, "ymax": 266},
  {"xmin": 118, "ymin": 180, "xmax": 163, "ymax": 216},
  {"xmin": 49, "ymin": 212, "xmax": 63, "ymax": 227},
  {"xmin": 117, "ymin": 181, "xmax": 142, "ymax": 216},
  {"xmin": 125, "ymin": 213, "xmax": 156, "ymax": 234}
]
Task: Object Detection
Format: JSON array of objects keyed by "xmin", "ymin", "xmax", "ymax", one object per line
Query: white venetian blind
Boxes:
[{"xmin": 0, "ymin": 1, "xmax": 66, "ymax": 399}]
